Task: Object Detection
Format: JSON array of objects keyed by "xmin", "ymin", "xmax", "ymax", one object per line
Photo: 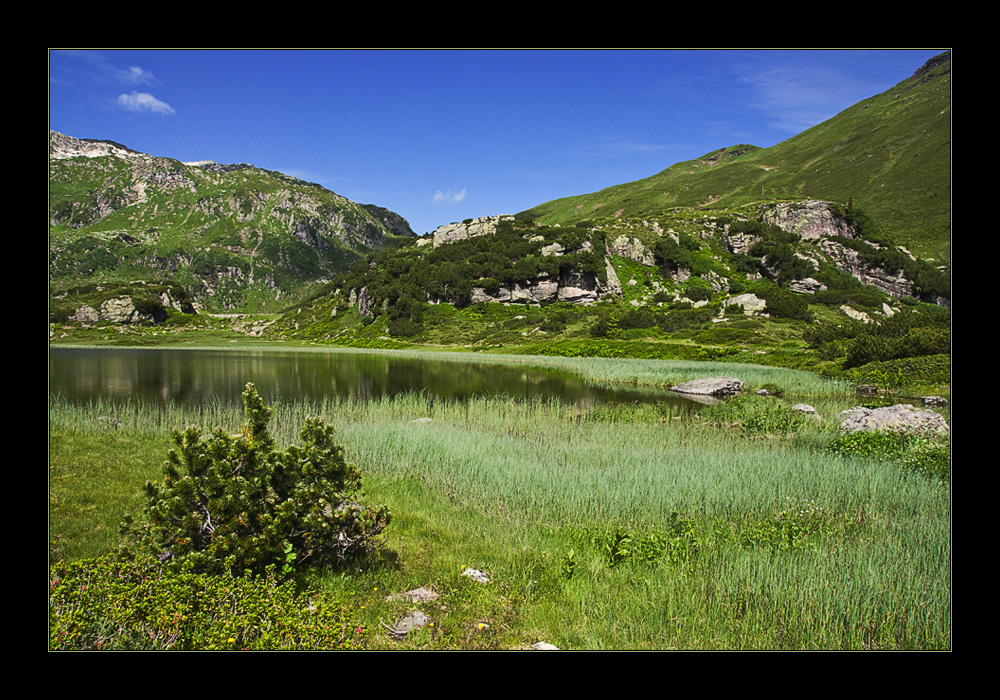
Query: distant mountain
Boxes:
[
  {"xmin": 520, "ymin": 51, "xmax": 951, "ymax": 264},
  {"xmin": 48, "ymin": 131, "xmax": 415, "ymax": 312}
]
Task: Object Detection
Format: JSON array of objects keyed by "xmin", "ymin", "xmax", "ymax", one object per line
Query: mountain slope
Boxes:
[
  {"xmin": 519, "ymin": 51, "xmax": 951, "ymax": 263},
  {"xmin": 48, "ymin": 132, "xmax": 415, "ymax": 312}
]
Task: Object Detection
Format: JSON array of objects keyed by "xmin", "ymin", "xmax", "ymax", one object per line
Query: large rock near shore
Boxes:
[
  {"xmin": 838, "ymin": 404, "xmax": 949, "ymax": 436},
  {"xmin": 670, "ymin": 377, "xmax": 742, "ymax": 397}
]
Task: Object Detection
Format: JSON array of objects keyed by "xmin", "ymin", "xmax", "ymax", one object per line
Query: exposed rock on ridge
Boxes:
[
  {"xmin": 760, "ymin": 200, "xmax": 854, "ymax": 241},
  {"xmin": 431, "ymin": 215, "xmax": 515, "ymax": 247}
]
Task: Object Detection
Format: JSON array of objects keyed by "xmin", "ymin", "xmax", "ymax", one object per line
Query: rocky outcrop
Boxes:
[
  {"xmin": 71, "ymin": 296, "xmax": 161, "ymax": 324},
  {"xmin": 838, "ymin": 404, "xmax": 949, "ymax": 436},
  {"xmin": 751, "ymin": 200, "xmax": 927, "ymax": 301},
  {"xmin": 788, "ymin": 277, "xmax": 827, "ymax": 294},
  {"xmin": 103, "ymin": 297, "xmax": 141, "ymax": 323},
  {"xmin": 431, "ymin": 215, "xmax": 515, "ymax": 248},
  {"xmin": 721, "ymin": 293, "xmax": 767, "ymax": 316},
  {"xmin": 187, "ymin": 161, "xmax": 254, "ymax": 173},
  {"xmin": 841, "ymin": 305, "xmax": 874, "ymax": 323},
  {"xmin": 71, "ymin": 306, "xmax": 100, "ymax": 323},
  {"xmin": 49, "ymin": 131, "xmax": 146, "ymax": 161},
  {"xmin": 357, "ymin": 286, "xmax": 373, "ymax": 318},
  {"xmin": 470, "ymin": 268, "xmax": 617, "ymax": 306},
  {"xmin": 760, "ymin": 200, "xmax": 855, "ymax": 241},
  {"xmin": 721, "ymin": 228, "xmax": 759, "ymax": 256},
  {"xmin": 819, "ymin": 238, "xmax": 915, "ymax": 299},
  {"xmin": 608, "ymin": 235, "xmax": 655, "ymax": 265}
]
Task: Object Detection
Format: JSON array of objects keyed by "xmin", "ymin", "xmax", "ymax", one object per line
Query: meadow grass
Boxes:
[{"xmin": 49, "ymin": 375, "xmax": 951, "ymax": 649}]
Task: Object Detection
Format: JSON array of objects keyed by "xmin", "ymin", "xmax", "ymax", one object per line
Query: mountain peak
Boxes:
[
  {"xmin": 49, "ymin": 131, "xmax": 145, "ymax": 161},
  {"xmin": 910, "ymin": 50, "xmax": 951, "ymax": 82}
]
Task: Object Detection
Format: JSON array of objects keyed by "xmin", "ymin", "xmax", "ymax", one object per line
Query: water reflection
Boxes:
[{"xmin": 49, "ymin": 347, "xmax": 703, "ymax": 411}]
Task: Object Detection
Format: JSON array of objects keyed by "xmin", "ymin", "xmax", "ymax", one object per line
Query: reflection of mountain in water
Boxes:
[{"xmin": 49, "ymin": 348, "xmax": 705, "ymax": 412}]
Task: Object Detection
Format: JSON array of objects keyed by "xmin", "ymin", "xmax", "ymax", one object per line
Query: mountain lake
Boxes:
[{"xmin": 48, "ymin": 347, "xmax": 707, "ymax": 412}]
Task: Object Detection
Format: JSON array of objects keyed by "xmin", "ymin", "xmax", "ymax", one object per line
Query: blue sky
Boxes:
[{"xmin": 49, "ymin": 49, "xmax": 946, "ymax": 236}]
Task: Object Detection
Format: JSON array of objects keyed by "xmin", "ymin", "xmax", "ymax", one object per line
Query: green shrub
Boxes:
[
  {"xmin": 653, "ymin": 236, "xmax": 694, "ymax": 272},
  {"xmin": 753, "ymin": 281, "xmax": 813, "ymax": 321},
  {"xmin": 122, "ymin": 383, "xmax": 390, "ymax": 576},
  {"xmin": 828, "ymin": 431, "xmax": 951, "ymax": 482},
  {"xmin": 49, "ymin": 553, "xmax": 357, "ymax": 650},
  {"xmin": 684, "ymin": 278, "xmax": 713, "ymax": 302},
  {"xmin": 701, "ymin": 394, "xmax": 809, "ymax": 437}
]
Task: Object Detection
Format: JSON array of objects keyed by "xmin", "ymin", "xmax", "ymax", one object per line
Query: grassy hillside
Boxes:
[{"xmin": 520, "ymin": 52, "xmax": 951, "ymax": 263}]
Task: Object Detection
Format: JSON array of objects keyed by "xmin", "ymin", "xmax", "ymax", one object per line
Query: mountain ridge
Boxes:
[
  {"xmin": 49, "ymin": 131, "xmax": 416, "ymax": 313},
  {"xmin": 519, "ymin": 51, "xmax": 951, "ymax": 264}
]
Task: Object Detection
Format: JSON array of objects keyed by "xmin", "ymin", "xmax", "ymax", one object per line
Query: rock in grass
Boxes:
[
  {"xmin": 791, "ymin": 403, "xmax": 821, "ymax": 419},
  {"xmin": 391, "ymin": 610, "xmax": 430, "ymax": 636},
  {"xmin": 838, "ymin": 404, "xmax": 949, "ymax": 436},
  {"xmin": 461, "ymin": 567, "xmax": 490, "ymax": 583},
  {"xmin": 387, "ymin": 587, "xmax": 439, "ymax": 603},
  {"xmin": 670, "ymin": 377, "xmax": 742, "ymax": 397}
]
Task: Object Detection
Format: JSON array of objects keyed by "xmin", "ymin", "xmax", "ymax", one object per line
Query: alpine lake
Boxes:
[{"xmin": 48, "ymin": 346, "xmax": 707, "ymax": 412}]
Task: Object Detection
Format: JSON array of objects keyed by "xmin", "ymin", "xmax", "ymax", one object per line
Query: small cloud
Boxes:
[
  {"xmin": 117, "ymin": 91, "xmax": 175, "ymax": 115},
  {"xmin": 433, "ymin": 188, "xmax": 467, "ymax": 203},
  {"xmin": 120, "ymin": 65, "xmax": 157, "ymax": 85}
]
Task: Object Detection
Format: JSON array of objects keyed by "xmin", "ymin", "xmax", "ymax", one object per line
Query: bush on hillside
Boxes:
[
  {"xmin": 122, "ymin": 383, "xmax": 390, "ymax": 576},
  {"xmin": 753, "ymin": 281, "xmax": 813, "ymax": 321}
]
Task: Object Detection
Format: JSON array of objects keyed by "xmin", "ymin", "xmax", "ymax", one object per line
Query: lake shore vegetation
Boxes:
[{"xmin": 49, "ymin": 352, "xmax": 951, "ymax": 650}]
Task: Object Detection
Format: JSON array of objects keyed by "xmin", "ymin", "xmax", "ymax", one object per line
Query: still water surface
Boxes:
[{"xmin": 49, "ymin": 347, "xmax": 701, "ymax": 410}]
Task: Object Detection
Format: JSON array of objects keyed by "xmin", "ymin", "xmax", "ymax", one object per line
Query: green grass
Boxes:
[{"xmin": 49, "ymin": 363, "xmax": 951, "ymax": 649}]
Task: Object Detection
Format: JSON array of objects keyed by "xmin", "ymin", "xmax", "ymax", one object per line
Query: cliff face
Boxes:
[
  {"xmin": 49, "ymin": 131, "xmax": 415, "ymax": 312},
  {"xmin": 750, "ymin": 200, "xmax": 943, "ymax": 303},
  {"xmin": 467, "ymin": 264, "xmax": 622, "ymax": 306}
]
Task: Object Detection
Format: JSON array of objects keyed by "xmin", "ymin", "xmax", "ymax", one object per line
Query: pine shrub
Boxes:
[{"xmin": 122, "ymin": 383, "xmax": 390, "ymax": 576}]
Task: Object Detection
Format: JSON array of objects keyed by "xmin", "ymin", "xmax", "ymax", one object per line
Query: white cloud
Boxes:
[
  {"xmin": 121, "ymin": 65, "xmax": 157, "ymax": 85},
  {"xmin": 117, "ymin": 91, "xmax": 175, "ymax": 116},
  {"xmin": 432, "ymin": 188, "xmax": 467, "ymax": 203}
]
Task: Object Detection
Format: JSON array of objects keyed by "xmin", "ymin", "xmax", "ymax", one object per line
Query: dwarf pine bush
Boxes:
[
  {"xmin": 121, "ymin": 383, "xmax": 390, "ymax": 576},
  {"xmin": 49, "ymin": 553, "xmax": 357, "ymax": 650}
]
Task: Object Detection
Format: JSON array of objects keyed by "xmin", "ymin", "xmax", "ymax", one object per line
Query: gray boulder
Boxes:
[
  {"xmin": 388, "ymin": 610, "xmax": 430, "ymax": 638},
  {"xmin": 721, "ymin": 293, "xmax": 767, "ymax": 316},
  {"xmin": 791, "ymin": 403, "xmax": 821, "ymax": 419},
  {"xmin": 838, "ymin": 404, "xmax": 949, "ymax": 436},
  {"xmin": 670, "ymin": 377, "xmax": 742, "ymax": 397}
]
